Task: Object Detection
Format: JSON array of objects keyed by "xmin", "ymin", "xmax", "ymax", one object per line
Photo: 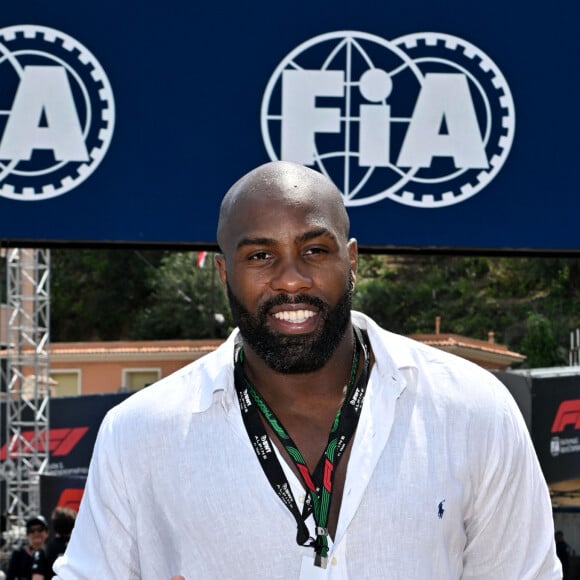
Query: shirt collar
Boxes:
[
  {"xmin": 351, "ymin": 310, "xmax": 419, "ymax": 380},
  {"xmin": 187, "ymin": 329, "xmax": 238, "ymax": 413},
  {"xmin": 191, "ymin": 311, "xmax": 419, "ymax": 414}
]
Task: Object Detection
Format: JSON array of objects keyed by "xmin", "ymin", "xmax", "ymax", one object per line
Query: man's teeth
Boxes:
[{"xmin": 273, "ymin": 310, "xmax": 316, "ymax": 323}]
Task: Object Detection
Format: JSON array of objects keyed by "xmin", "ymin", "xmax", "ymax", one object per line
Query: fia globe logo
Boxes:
[
  {"xmin": 261, "ymin": 31, "xmax": 515, "ymax": 208},
  {"xmin": 0, "ymin": 25, "xmax": 115, "ymax": 201}
]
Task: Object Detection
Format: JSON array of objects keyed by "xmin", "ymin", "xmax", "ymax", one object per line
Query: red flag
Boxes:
[{"xmin": 196, "ymin": 251, "xmax": 208, "ymax": 268}]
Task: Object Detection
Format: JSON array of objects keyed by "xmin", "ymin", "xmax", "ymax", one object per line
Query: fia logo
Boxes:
[
  {"xmin": 261, "ymin": 31, "xmax": 515, "ymax": 208},
  {"xmin": 0, "ymin": 25, "xmax": 115, "ymax": 201}
]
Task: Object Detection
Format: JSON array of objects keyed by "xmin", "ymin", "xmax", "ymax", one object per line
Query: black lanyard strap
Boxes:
[
  {"xmin": 235, "ymin": 361, "xmax": 311, "ymax": 544},
  {"xmin": 234, "ymin": 326, "xmax": 371, "ymax": 568}
]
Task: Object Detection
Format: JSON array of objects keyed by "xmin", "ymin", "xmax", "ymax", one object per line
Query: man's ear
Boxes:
[
  {"xmin": 215, "ymin": 253, "xmax": 227, "ymax": 287},
  {"xmin": 347, "ymin": 238, "xmax": 358, "ymax": 284}
]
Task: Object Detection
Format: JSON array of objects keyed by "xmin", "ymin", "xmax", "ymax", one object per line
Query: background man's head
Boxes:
[
  {"xmin": 26, "ymin": 515, "xmax": 48, "ymax": 549},
  {"xmin": 51, "ymin": 506, "xmax": 77, "ymax": 538}
]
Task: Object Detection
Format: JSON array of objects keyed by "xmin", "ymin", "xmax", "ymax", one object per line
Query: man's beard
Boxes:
[{"xmin": 227, "ymin": 275, "xmax": 353, "ymax": 374}]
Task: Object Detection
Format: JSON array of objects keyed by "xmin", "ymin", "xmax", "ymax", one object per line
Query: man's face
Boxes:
[
  {"xmin": 217, "ymin": 183, "xmax": 357, "ymax": 373},
  {"xmin": 27, "ymin": 524, "xmax": 48, "ymax": 549}
]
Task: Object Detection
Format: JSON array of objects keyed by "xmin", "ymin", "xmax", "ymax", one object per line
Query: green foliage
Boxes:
[
  {"xmin": 520, "ymin": 314, "xmax": 566, "ymax": 368},
  {"xmin": 0, "ymin": 256, "xmax": 5, "ymax": 304},
  {"xmin": 129, "ymin": 252, "xmax": 232, "ymax": 340},
  {"xmin": 51, "ymin": 249, "xmax": 167, "ymax": 341},
  {"xmin": 353, "ymin": 254, "xmax": 580, "ymax": 367},
  {"xmin": 51, "ymin": 249, "xmax": 231, "ymax": 341}
]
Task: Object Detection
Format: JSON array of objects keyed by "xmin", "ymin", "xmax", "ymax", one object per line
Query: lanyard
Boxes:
[{"xmin": 234, "ymin": 326, "xmax": 370, "ymax": 568}]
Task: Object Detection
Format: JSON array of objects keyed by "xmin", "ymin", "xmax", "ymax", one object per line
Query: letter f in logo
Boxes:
[{"xmin": 281, "ymin": 70, "xmax": 343, "ymax": 164}]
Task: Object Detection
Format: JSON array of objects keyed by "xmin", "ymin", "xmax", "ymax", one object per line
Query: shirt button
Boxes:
[{"xmin": 331, "ymin": 557, "xmax": 337, "ymax": 566}]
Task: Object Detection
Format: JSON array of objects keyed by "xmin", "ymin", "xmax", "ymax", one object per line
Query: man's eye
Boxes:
[
  {"xmin": 249, "ymin": 251, "xmax": 270, "ymax": 260},
  {"xmin": 305, "ymin": 247, "xmax": 327, "ymax": 255}
]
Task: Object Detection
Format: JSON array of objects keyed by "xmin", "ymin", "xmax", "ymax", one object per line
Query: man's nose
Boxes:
[{"xmin": 269, "ymin": 256, "xmax": 313, "ymax": 293}]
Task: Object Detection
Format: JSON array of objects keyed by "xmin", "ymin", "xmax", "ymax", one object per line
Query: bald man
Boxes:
[{"xmin": 54, "ymin": 161, "xmax": 561, "ymax": 579}]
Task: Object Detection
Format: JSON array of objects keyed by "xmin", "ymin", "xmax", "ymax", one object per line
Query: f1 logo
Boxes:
[
  {"xmin": 57, "ymin": 488, "xmax": 84, "ymax": 512},
  {"xmin": 0, "ymin": 427, "xmax": 89, "ymax": 460},
  {"xmin": 551, "ymin": 400, "xmax": 580, "ymax": 433}
]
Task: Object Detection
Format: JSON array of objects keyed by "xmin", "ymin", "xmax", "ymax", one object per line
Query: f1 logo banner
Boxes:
[
  {"xmin": 0, "ymin": 25, "xmax": 115, "ymax": 201},
  {"xmin": 0, "ymin": 427, "xmax": 89, "ymax": 461},
  {"xmin": 552, "ymin": 400, "xmax": 580, "ymax": 433},
  {"xmin": 261, "ymin": 31, "xmax": 514, "ymax": 208},
  {"xmin": 39, "ymin": 473, "xmax": 86, "ymax": 522},
  {"xmin": 0, "ymin": 393, "xmax": 130, "ymax": 477},
  {"xmin": 532, "ymin": 375, "xmax": 580, "ymax": 484}
]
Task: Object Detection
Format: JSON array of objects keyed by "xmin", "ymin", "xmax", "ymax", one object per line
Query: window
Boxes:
[
  {"xmin": 50, "ymin": 370, "xmax": 81, "ymax": 397},
  {"xmin": 122, "ymin": 368, "xmax": 161, "ymax": 391}
]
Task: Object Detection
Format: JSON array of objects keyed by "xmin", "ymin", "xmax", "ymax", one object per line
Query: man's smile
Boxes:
[{"xmin": 272, "ymin": 309, "xmax": 317, "ymax": 323}]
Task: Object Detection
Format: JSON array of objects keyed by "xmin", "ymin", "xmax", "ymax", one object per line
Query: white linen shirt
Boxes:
[{"xmin": 54, "ymin": 312, "xmax": 561, "ymax": 579}]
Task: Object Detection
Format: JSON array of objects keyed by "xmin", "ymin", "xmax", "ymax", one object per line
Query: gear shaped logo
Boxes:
[
  {"xmin": 261, "ymin": 31, "xmax": 515, "ymax": 208},
  {"xmin": 0, "ymin": 25, "xmax": 115, "ymax": 201}
]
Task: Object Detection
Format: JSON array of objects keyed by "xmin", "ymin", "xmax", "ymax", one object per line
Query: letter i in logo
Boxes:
[{"xmin": 358, "ymin": 68, "xmax": 393, "ymax": 167}]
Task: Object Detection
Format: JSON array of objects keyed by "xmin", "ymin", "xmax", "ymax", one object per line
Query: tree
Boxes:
[
  {"xmin": 51, "ymin": 248, "xmax": 167, "ymax": 341},
  {"xmin": 353, "ymin": 254, "xmax": 580, "ymax": 363},
  {"xmin": 519, "ymin": 314, "xmax": 566, "ymax": 368},
  {"xmin": 129, "ymin": 252, "xmax": 232, "ymax": 339}
]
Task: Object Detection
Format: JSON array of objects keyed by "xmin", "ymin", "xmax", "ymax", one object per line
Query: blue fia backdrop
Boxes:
[{"xmin": 0, "ymin": 1, "xmax": 578, "ymax": 252}]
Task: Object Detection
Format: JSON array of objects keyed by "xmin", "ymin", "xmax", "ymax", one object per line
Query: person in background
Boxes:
[
  {"xmin": 555, "ymin": 530, "xmax": 572, "ymax": 579},
  {"xmin": 5, "ymin": 516, "xmax": 48, "ymax": 580},
  {"xmin": 44, "ymin": 507, "xmax": 76, "ymax": 571},
  {"xmin": 31, "ymin": 507, "xmax": 77, "ymax": 580},
  {"xmin": 54, "ymin": 161, "xmax": 562, "ymax": 578}
]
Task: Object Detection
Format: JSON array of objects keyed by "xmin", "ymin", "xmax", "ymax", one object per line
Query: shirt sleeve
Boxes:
[
  {"xmin": 52, "ymin": 409, "xmax": 140, "ymax": 579},
  {"xmin": 462, "ymin": 383, "xmax": 562, "ymax": 579}
]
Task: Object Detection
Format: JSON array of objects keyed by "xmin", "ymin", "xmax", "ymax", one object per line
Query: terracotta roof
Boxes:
[
  {"xmin": 408, "ymin": 333, "xmax": 525, "ymax": 369},
  {"xmin": 2, "ymin": 333, "xmax": 524, "ymax": 369},
  {"xmin": 49, "ymin": 339, "xmax": 223, "ymax": 355},
  {"xmin": 1, "ymin": 339, "xmax": 224, "ymax": 363},
  {"xmin": 409, "ymin": 333, "xmax": 523, "ymax": 357}
]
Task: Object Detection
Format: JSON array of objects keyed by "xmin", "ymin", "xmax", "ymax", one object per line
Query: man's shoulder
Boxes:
[
  {"xmin": 9, "ymin": 546, "xmax": 31, "ymax": 566},
  {"xmin": 45, "ymin": 537, "xmax": 69, "ymax": 564},
  {"xmin": 103, "ymin": 334, "xmax": 237, "ymax": 424},
  {"xmin": 356, "ymin": 311, "xmax": 487, "ymax": 372},
  {"xmin": 357, "ymin": 311, "xmax": 507, "ymax": 400}
]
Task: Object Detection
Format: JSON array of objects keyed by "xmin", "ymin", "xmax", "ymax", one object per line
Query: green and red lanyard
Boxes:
[{"xmin": 234, "ymin": 326, "xmax": 370, "ymax": 569}]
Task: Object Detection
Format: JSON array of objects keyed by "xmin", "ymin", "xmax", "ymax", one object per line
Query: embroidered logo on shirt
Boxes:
[{"xmin": 438, "ymin": 500, "xmax": 445, "ymax": 519}]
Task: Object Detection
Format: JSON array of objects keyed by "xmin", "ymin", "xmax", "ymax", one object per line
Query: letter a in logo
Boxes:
[
  {"xmin": 0, "ymin": 66, "xmax": 89, "ymax": 162},
  {"xmin": 0, "ymin": 25, "xmax": 115, "ymax": 201}
]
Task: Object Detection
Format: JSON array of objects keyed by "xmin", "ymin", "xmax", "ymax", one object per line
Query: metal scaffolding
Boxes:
[{"xmin": 0, "ymin": 248, "xmax": 50, "ymax": 542}]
